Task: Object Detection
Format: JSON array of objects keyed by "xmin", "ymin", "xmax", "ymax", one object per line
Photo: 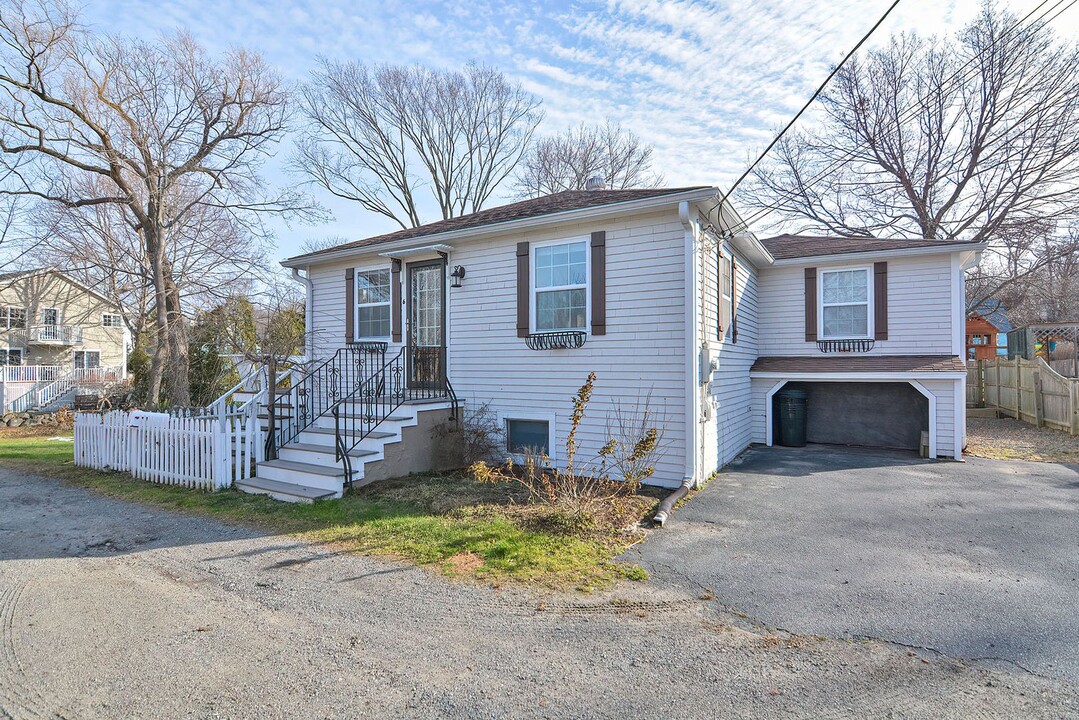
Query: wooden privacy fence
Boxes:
[
  {"xmin": 74, "ymin": 410, "xmax": 260, "ymax": 489},
  {"xmin": 971, "ymin": 357, "xmax": 1079, "ymax": 436}
]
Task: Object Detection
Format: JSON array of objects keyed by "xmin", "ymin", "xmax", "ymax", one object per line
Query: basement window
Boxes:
[{"xmin": 506, "ymin": 419, "xmax": 550, "ymax": 456}]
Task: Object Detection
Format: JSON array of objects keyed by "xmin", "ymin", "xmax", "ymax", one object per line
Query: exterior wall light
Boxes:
[{"xmin": 450, "ymin": 265, "xmax": 466, "ymax": 288}]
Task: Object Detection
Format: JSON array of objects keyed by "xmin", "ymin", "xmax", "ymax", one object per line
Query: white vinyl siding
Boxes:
[
  {"xmin": 305, "ymin": 208, "xmax": 689, "ymax": 487},
  {"xmin": 758, "ymin": 253, "xmax": 956, "ymax": 355},
  {"xmin": 702, "ymin": 241, "xmax": 760, "ymax": 470}
]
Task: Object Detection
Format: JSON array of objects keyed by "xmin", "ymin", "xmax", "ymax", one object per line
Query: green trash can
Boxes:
[{"xmin": 776, "ymin": 388, "xmax": 808, "ymax": 447}]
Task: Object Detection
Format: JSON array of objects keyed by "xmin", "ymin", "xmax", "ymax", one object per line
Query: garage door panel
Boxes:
[{"xmin": 795, "ymin": 382, "xmax": 928, "ymax": 451}]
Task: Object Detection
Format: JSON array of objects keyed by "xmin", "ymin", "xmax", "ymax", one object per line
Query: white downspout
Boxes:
[
  {"xmin": 291, "ymin": 267, "xmax": 314, "ymax": 362},
  {"xmin": 679, "ymin": 201, "xmax": 701, "ymax": 489}
]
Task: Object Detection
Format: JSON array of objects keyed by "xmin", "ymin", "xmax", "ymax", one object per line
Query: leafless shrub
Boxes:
[
  {"xmin": 462, "ymin": 402, "xmax": 506, "ymax": 466},
  {"xmin": 470, "ymin": 373, "xmax": 661, "ymax": 533}
]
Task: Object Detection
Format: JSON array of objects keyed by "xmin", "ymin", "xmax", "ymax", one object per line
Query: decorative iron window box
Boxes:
[
  {"xmin": 817, "ymin": 338, "xmax": 874, "ymax": 353},
  {"xmin": 526, "ymin": 331, "xmax": 586, "ymax": 351}
]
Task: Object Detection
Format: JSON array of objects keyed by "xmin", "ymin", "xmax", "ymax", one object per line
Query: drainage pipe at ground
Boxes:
[{"xmin": 652, "ymin": 482, "xmax": 692, "ymax": 527}]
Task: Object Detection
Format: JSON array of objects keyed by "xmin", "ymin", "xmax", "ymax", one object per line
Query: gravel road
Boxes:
[{"xmin": 1, "ymin": 466, "xmax": 1077, "ymax": 719}]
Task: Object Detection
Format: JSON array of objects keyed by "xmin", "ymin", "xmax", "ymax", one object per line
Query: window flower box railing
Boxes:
[
  {"xmin": 525, "ymin": 331, "xmax": 586, "ymax": 351},
  {"xmin": 816, "ymin": 338, "xmax": 875, "ymax": 353}
]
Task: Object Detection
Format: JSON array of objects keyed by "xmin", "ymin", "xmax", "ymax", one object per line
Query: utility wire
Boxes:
[
  {"xmin": 729, "ymin": 0, "xmax": 1075, "ymax": 234},
  {"xmin": 717, "ymin": 0, "xmax": 903, "ymax": 209}
]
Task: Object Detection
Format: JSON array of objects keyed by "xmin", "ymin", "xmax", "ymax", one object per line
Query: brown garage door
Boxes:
[{"xmin": 785, "ymin": 381, "xmax": 928, "ymax": 451}]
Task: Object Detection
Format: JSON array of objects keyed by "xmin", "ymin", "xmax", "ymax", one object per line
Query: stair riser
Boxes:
[
  {"xmin": 312, "ymin": 410, "xmax": 417, "ymax": 431},
  {"xmin": 256, "ymin": 463, "xmax": 344, "ymax": 493},
  {"xmin": 276, "ymin": 445, "xmax": 376, "ymax": 469},
  {"xmin": 296, "ymin": 430, "xmax": 402, "ymax": 453}
]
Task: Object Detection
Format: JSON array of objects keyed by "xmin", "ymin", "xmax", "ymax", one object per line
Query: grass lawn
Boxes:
[{"xmin": 0, "ymin": 428, "xmax": 653, "ymax": 591}]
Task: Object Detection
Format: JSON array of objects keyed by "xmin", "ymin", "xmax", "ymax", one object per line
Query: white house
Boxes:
[
  {"xmin": 1, "ymin": 268, "xmax": 128, "ymax": 414},
  {"xmin": 244, "ymin": 186, "xmax": 982, "ymax": 502}
]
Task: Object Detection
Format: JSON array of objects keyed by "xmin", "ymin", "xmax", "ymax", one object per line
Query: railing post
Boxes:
[{"xmin": 264, "ymin": 356, "xmax": 277, "ymax": 461}]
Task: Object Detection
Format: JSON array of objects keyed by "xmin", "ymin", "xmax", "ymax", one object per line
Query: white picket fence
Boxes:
[{"xmin": 74, "ymin": 410, "xmax": 260, "ymax": 490}]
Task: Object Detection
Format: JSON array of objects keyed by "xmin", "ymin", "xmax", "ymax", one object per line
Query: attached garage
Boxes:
[
  {"xmin": 778, "ymin": 381, "xmax": 928, "ymax": 451},
  {"xmin": 751, "ymin": 355, "xmax": 969, "ymax": 459}
]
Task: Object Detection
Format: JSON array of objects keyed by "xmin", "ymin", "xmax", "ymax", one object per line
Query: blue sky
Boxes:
[{"xmin": 82, "ymin": 0, "xmax": 1076, "ymax": 260}]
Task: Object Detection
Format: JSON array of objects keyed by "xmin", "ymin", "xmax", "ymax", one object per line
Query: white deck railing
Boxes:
[
  {"xmin": 0, "ymin": 365, "xmax": 63, "ymax": 384},
  {"xmin": 7, "ymin": 366, "xmax": 121, "ymax": 413},
  {"xmin": 28, "ymin": 324, "xmax": 83, "ymax": 344}
]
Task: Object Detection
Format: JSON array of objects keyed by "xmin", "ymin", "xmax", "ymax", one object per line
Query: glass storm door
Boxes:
[{"xmin": 407, "ymin": 260, "xmax": 445, "ymax": 388}]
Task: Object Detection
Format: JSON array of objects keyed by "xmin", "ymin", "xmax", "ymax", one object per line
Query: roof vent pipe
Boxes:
[{"xmin": 585, "ymin": 176, "xmax": 607, "ymax": 191}]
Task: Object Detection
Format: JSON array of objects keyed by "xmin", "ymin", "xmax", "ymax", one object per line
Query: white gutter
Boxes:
[
  {"xmin": 290, "ymin": 267, "xmax": 314, "ymax": 361},
  {"xmin": 769, "ymin": 242, "xmax": 989, "ymax": 266},
  {"xmin": 679, "ymin": 201, "xmax": 701, "ymax": 488},
  {"xmin": 281, "ymin": 188, "xmax": 720, "ymax": 269}
]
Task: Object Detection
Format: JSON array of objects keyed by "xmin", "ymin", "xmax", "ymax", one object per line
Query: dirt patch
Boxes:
[
  {"xmin": 443, "ymin": 551, "xmax": 484, "ymax": 575},
  {"xmin": 966, "ymin": 416, "xmax": 1079, "ymax": 463}
]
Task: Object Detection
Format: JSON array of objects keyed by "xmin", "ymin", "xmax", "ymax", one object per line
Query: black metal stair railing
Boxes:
[
  {"xmin": 265, "ymin": 343, "xmax": 388, "ymax": 459},
  {"xmin": 332, "ymin": 344, "xmax": 458, "ymax": 487}
]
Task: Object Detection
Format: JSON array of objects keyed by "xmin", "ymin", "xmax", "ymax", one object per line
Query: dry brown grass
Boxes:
[{"xmin": 966, "ymin": 416, "xmax": 1079, "ymax": 463}]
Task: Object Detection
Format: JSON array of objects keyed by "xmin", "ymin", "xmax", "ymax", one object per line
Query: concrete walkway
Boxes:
[{"xmin": 636, "ymin": 445, "xmax": 1079, "ymax": 684}]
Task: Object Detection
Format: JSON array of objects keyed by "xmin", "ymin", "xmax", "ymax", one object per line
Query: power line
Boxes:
[
  {"xmin": 718, "ymin": 0, "xmax": 903, "ymax": 208},
  {"xmin": 730, "ymin": 0, "xmax": 1076, "ymax": 234}
]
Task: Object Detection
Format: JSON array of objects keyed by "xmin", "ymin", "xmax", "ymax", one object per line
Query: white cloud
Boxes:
[{"xmin": 76, "ymin": 0, "xmax": 1078, "ymax": 254}]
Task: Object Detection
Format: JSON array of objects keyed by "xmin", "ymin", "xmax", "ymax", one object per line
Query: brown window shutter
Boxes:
[
  {"xmin": 590, "ymin": 231, "xmax": 606, "ymax": 336},
  {"xmin": 804, "ymin": 267, "xmax": 817, "ymax": 342},
  {"xmin": 717, "ymin": 251, "xmax": 725, "ymax": 338},
  {"xmin": 391, "ymin": 260, "xmax": 402, "ymax": 343},
  {"xmin": 874, "ymin": 261, "xmax": 888, "ymax": 340},
  {"xmin": 345, "ymin": 267, "xmax": 355, "ymax": 344},
  {"xmin": 516, "ymin": 242, "xmax": 530, "ymax": 338},
  {"xmin": 731, "ymin": 257, "xmax": 739, "ymax": 344}
]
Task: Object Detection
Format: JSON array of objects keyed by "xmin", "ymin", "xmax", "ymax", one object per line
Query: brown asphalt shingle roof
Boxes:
[
  {"xmin": 751, "ymin": 355, "xmax": 966, "ymax": 374},
  {"xmin": 287, "ymin": 187, "xmax": 712, "ymax": 263},
  {"xmin": 761, "ymin": 234, "xmax": 981, "ymax": 260}
]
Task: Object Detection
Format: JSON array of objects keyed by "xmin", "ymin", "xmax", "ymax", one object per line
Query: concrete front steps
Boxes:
[{"xmin": 237, "ymin": 399, "xmax": 456, "ymax": 503}]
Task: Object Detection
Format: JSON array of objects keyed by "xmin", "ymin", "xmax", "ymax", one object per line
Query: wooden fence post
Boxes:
[
  {"xmin": 1072, "ymin": 379, "xmax": 1079, "ymax": 436},
  {"xmin": 1014, "ymin": 358, "xmax": 1022, "ymax": 420},
  {"xmin": 1033, "ymin": 371, "xmax": 1044, "ymax": 428}
]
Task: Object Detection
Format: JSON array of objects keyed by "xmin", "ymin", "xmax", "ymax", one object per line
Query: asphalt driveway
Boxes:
[{"xmin": 637, "ymin": 445, "xmax": 1079, "ymax": 684}]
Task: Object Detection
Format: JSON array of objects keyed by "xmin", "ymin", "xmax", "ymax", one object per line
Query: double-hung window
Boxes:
[
  {"xmin": 1, "ymin": 306, "xmax": 26, "ymax": 330},
  {"xmin": 0, "ymin": 348, "xmax": 23, "ymax": 365},
  {"xmin": 534, "ymin": 240, "xmax": 588, "ymax": 332},
  {"xmin": 820, "ymin": 267, "xmax": 872, "ymax": 339},
  {"xmin": 356, "ymin": 268, "xmax": 392, "ymax": 338}
]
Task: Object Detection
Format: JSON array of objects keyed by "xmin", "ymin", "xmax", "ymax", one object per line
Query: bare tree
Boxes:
[
  {"xmin": 26, "ymin": 175, "xmax": 270, "ymax": 340},
  {"xmin": 966, "ymin": 223, "xmax": 1079, "ymax": 323},
  {"xmin": 515, "ymin": 121, "xmax": 663, "ymax": 198},
  {"xmin": 0, "ymin": 1, "xmax": 310, "ymax": 407},
  {"xmin": 294, "ymin": 60, "xmax": 542, "ymax": 229},
  {"xmin": 747, "ymin": 4, "xmax": 1079, "ymax": 304}
]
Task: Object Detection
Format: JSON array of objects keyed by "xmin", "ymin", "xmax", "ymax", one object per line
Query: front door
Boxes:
[{"xmin": 407, "ymin": 260, "xmax": 445, "ymax": 388}]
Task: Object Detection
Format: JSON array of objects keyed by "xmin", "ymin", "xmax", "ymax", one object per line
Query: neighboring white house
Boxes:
[
  {"xmin": 1, "ymin": 268, "xmax": 129, "ymax": 413},
  {"xmin": 251, "ymin": 186, "xmax": 981, "ymax": 501}
]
